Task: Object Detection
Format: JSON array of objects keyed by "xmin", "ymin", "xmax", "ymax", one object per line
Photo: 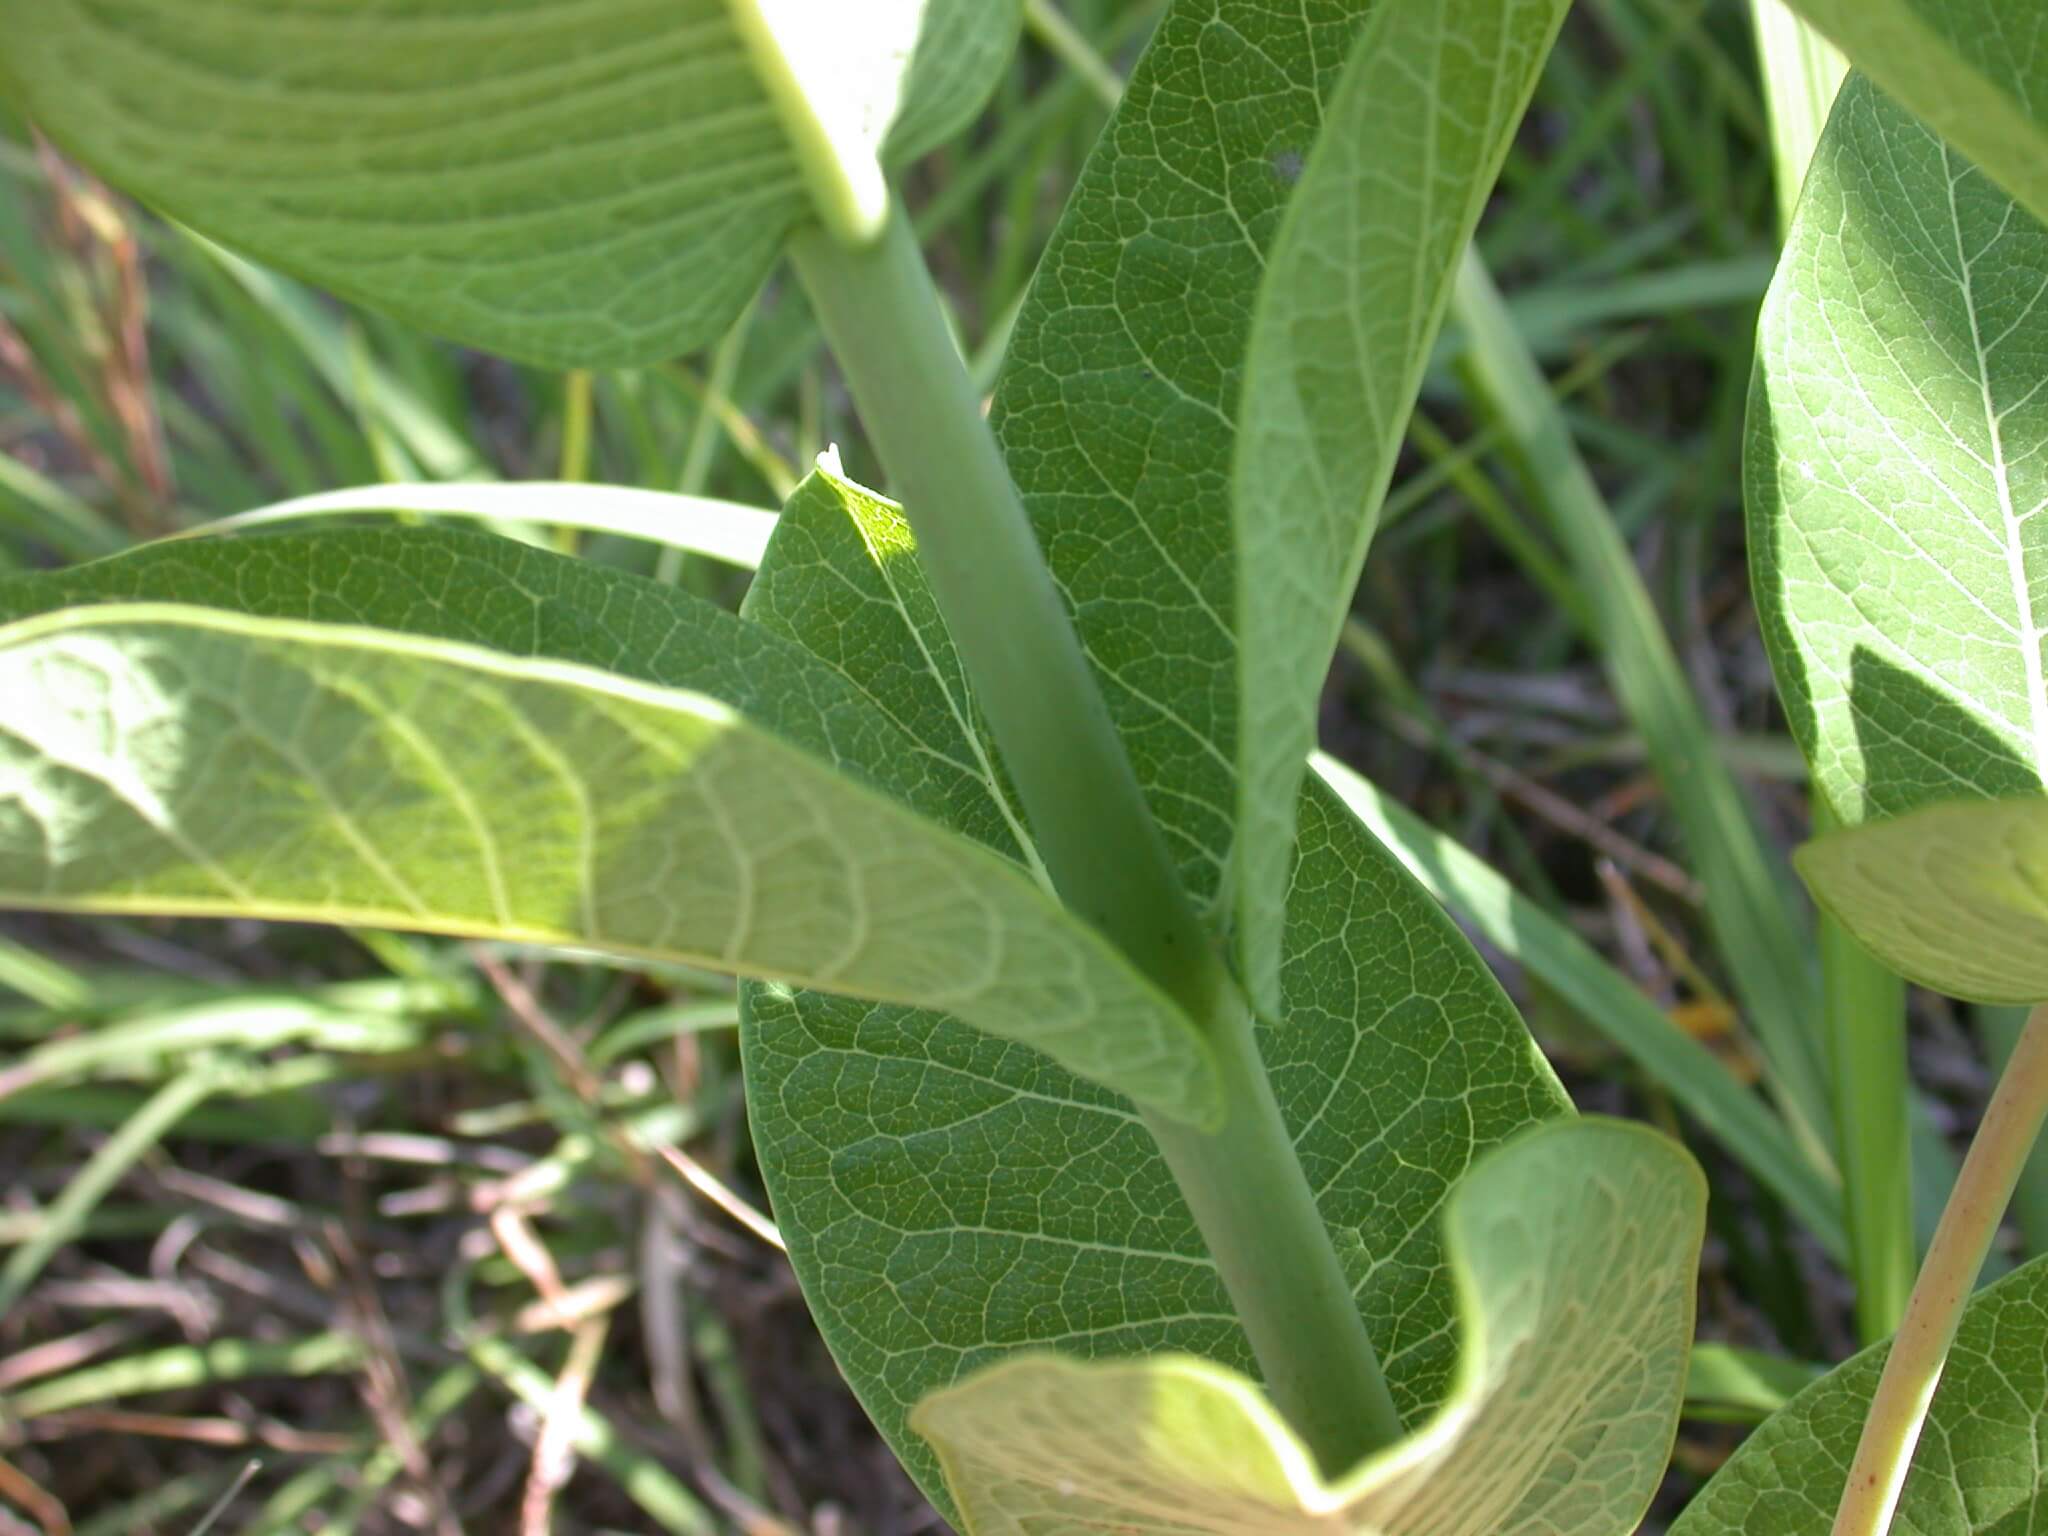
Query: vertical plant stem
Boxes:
[
  {"xmin": 788, "ymin": 201, "xmax": 1402, "ymax": 1473},
  {"xmin": 1820, "ymin": 888, "xmax": 1914, "ymax": 1342},
  {"xmin": 1830, "ymin": 1001, "xmax": 2048, "ymax": 1536},
  {"xmin": 1142, "ymin": 1014, "xmax": 1406, "ymax": 1472},
  {"xmin": 1749, "ymin": 0, "xmax": 1916, "ymax": 1345},
  {"xmin": 559, "ymin": 370, "xmax": 593, "ymax": 483},
  {"xmin": 786, "ymin": 203, "xmax": 1221, "ymax": 1025}
]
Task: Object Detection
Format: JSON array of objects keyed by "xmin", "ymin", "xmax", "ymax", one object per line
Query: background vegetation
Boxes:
[{"xmin": 0, "ymin": 1, "xmax": 2031, "ymax": 1530}]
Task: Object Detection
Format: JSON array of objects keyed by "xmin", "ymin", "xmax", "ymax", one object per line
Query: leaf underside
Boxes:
[
  {"xmin": 1752, "ymin": 74, "xmax": 2048, "ymax": 830},
  {"xmin": 0, "ymin": 528, "xmax": 1220, "ymax": 1121},
  {"xmin": 1796, "ymin": 794, "xmax": 2048, "ymax": 1003},
  {"xmin": 0, "ymin": 0, "xmax": 1017, "ymax": 367},
  {"xmin": 1231, "ymin": 0, "xmax": 1570, "ymax": 1013},
  {"xmin": 1672, "ymin": 1254, "xmax": 2048, "ymax": 1536},
  {"xmin": 1750, "ymin": 72, "xmax": 2048, "ymax": 986},
  {"xmin": 913, "ymin": 1118, "xmax": 1705, "ymax": 1536},
  {"xmin": 739, "ymin": 465, "xmax": 1568, "ymax": 1511}
]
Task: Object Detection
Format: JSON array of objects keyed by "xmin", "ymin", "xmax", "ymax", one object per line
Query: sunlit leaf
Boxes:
[
  {"xmin": 1751, "ymin": 73, "xmax": 2048, "ymax": 994},
  {"xmin": 1781, "ymin": 0, "xmax": 2048, "ymax": 225},
  {"xmin": 1796, "ymin": 795, "xmax": 2048, "ymax": 1003},
  {"xmin": 0, "ymin": 532, "xmax": 1220, "ymax": 1121}
]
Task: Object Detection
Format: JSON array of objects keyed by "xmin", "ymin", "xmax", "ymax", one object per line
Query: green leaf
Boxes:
[
  {"xmin": 0, "ymin": 529, "xmax": 1220, "ymax": 1122},
  {"xmin": 912, "ymin": 1118, "xmax": 1704, "ymax": 1536},
  {"xmin": 988, "ymin": 0, "xmax": 1363, "ymax": 916},
  {"xmin": 1752, "ymin": 74, "xmax": 2048, "ymax": 830},
  {"xmin": 0, "ymin": 0, "xmax": 1018, "ymax": 367},
  {"xmin": 739, "ymin": 462, "xmax": 1568, "ymax": 1511},
  {"xmin": 1231, "ymin": 0, "xmax": 1568, "ymax": 1013},
  {"xmin": 1671, "ymin": 1254, "xmax": 2048, "ymax": 1536},
  {"xmin": 1782, "ymin": 0, "xmax": 2048, "ymax": 227},
  {"xmin": 1751, "ymin": 74, "xmax": 2048, "ymax": 998},
  {"xmin": 1796, "ymin": 795, "xmax": 2048, "ymax": 1004},
  {"xmin": 1311, "ymin": 751, "xmax": 1847, "ymax": 1255}
]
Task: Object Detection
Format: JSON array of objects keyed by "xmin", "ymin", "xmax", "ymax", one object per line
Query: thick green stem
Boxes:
[
  {"xmin": 1830, "ymin": 1001, "xmax": 2048, "ymax": 1536},
  {"xmin": 786, "ymin": 204, "xmax": 1223, "ymax": 1030},
  {"xmin": 1143, "ymin": 1013, "xmax": 1406, "ymax": 1470},
  {"xmin": 788, "ymin": 202, "xmax": 1402, "ymax": 1472}
]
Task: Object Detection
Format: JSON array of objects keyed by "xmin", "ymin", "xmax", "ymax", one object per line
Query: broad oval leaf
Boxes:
[
  {"xmin": 0, "ymin": 0, "xmax": 1019, "ymax": 367},
  {"xmin": 1796, "ymin": 794, "xmax": 2048, "ymax": 1003},
  {"xmin": 912, "ymin": 1118, "xmax": 1704, "ymax": 1536},
  {"xmin": 739, "ymin": 462, "xmax": 1569, "ymax": 1512},
  {"xmin": 1753, "ymin": 73, "xmax": 2048, "ymax": 827},
  {"xmin": 1783, "ymin": 0, "xmax": 2048, "ymax": 227},
  {"xmin": 1231, "ymin": 0, "xmax": 1569, "ymax": 1013},
  {"xmin": 0, "ymin": 532, "xmax": 1220, "ymax": 1122},
  {"xmin": 1671, "ymin": 1254, "xmax": 2048, "ymax": 1536},
  {"xmin": 1751, "ymin": 73, "xmax": 2048, "ymax": 988}
]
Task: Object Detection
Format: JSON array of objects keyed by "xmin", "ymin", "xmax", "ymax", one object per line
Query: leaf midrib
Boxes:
[{"xmin": 1950, "ymin": 145, "xmax": 2048, "ymax": 783}]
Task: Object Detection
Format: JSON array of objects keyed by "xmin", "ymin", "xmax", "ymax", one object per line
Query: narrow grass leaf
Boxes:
[
  {"xmin": 192, "ymin": 481, "xmax": 777, "ymax": 570},
  {"xmin": 1452, "ymin": 250, "xmax": 1831, "ymax": 1161},
  {"xmin": 1684, "ymin": 1343, "xmax": 1825, "ymax": 1424},
  {"xmin": 5, "ymin": 1334, "xmax": 367, "ymax": 1420},
  {"xmin": 0, "ymin": 1060, "xmax": 222, "ymax": 1314}
]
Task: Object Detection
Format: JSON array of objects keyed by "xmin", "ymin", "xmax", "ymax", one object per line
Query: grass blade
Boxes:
[
  {"xmin": 0, "ymin": 1060, "xmax": 223, "ymax": 1313},
  {"xmin": 189, "ymin": 480, "xmax": 777, "ymax": 570},
  {"xmin": 1449, "ymin": 249, "xmax": 1832, "ymax": 1172}
]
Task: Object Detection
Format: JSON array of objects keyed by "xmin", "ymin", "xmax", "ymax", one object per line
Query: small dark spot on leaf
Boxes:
[{"xmin": 1272, "ymin": 149, "xmax": 1305, "ymax": 184}]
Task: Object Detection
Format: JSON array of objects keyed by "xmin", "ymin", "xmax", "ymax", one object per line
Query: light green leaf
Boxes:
[
  {"xmin": 1782, "ymin": 0, "xmax": 2048, "ymax": 226},
  {"xmin": 1752, "ymin": 74, "xmax": 2048, "ymax": 831},
  {"xmin": 1751, "ymin": 73, "xmax": 2048, "ymax": 996},
  {"xmin": 0, "ymin": 530, "xmax": 1219, "ymax": 1122},
  {"xmin": 0, "ymin": 0, "xmax": 1018, "ymax": 367},
  {"xmin": 1671, "ymin": 1254, "xmax": 2048, "ymax": 1536},
  {"xmin": 912, "ymin": 1118, "xmax": 1704, "ymax": 1536},
  {"xmin": 1796, "ymin": 794, "xmax": 2048, "ymax": 1003},
  {"xmin": 740, "ymin": 462, "xmax": 1568, "ymax": 1512},
  {"xmin": 1231, "ymin": 0, "xmax": 1568, "ymax": 1013}
]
